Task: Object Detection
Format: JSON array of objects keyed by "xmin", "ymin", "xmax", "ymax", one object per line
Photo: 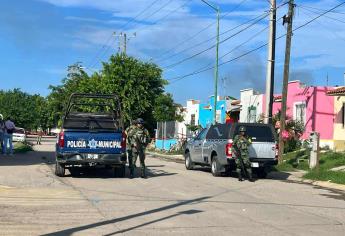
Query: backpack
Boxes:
[
  {"xmin": 5, "ymin": 122, "xmax": 15, "ymax": 134},
  {"xmin": 6, "ymin": 127, "xmax": 15, "ymax": 134}
]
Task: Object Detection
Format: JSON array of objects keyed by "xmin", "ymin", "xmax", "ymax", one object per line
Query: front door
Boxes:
[{"xmin": 192, "ymin": 129, "xmax": 208, "ymax": 163}]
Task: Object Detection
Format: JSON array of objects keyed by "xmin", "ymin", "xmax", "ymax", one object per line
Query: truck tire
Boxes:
[
  {"xmin": 114, "ymin": 165, "xmax": 125, "ymax": 178},
  {"xmin": 211, "ymin": 155, "xmax": 221, "ymax": 177},
  {"xmin": 257, "ymin": 168, "xmax": 268, "ymax": 179},
  {"xmin": 185, "ymin": 152, "xmax": 194, "ymax": 170},
  {"xmin": 55, "ymin": 162, "xmax": 65, "ymax": 177}
]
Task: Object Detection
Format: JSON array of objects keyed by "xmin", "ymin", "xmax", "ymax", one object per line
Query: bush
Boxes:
[{"xmin": 284, "ymin": 139, "xmax": 302, "ymax": 153}]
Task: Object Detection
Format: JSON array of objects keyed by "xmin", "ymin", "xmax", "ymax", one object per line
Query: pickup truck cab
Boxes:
[
  {"xmin": 184, "ymin": 123, "xmax": 278, "ymax": 178},
  {"xmin": 55, "ymin": 93, "xmax": 126, "ymax": 177}
]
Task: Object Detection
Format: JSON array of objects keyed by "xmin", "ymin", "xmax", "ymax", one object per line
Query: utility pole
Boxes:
[
  {"xmin": 114, "ymin": 32, "xmax": 136, "ymax": 54},
  {"xmin": 201, "ymin": 0, "xmax": 220, "ymax": 125},
  {"xmin": 123, "ymin": 33, "xmax": 127, "ymax": 54},
  {"xmin": 278, "ymin": 0, "xmax": 295, "ymax": 163},
  {"xmin": 264, "ymin": 0, "xmax": 277, "ymax": 124},
  {"xmin": 214, "ymin": 8, "xmax": 220, "ymax": 124}
]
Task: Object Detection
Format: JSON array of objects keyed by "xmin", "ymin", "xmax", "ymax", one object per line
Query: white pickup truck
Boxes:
[{"xmin": 184, "ymin": 123, "xmax": 278, "ymax": 178}]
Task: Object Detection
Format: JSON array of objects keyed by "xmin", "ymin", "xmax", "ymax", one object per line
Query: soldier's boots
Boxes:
[
  {"xmin": 238, "ymin": 172, "xmax": 244, "ymax": 181},
  {"xmin": 141, "ymin": 169, "xmax": 147, "ymax": 179},
  {"xmin": 248, "ymin": 171, "xmax": 254, "ymax": 182},
  {"xmin": 129, "ymin": 170, "xmax": 134, "ymax": 179}
]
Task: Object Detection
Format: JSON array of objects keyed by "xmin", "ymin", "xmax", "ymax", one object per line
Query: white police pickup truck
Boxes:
[
  {"xmin": 184, "ymin": 123, "xmax": 278, "ymax": 178},
  {"xmin": 55, "ymin": 94, "xmax": 127, "ymax": 177}
]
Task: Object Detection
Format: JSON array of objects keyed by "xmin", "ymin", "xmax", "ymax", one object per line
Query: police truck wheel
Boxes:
[
  {"xmin": 211, "ymin": 156, "xmax": 221, "ymax": 177},
  {"xmin": 55, "ymin": 162, "xmax": 65, "ymax": 177},
  {"xmin": 185, "ymin": 152, "xmax": 194, "ymax": 170}
]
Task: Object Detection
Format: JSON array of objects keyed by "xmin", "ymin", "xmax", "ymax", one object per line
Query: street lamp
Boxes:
[{"xmin": 201, "ymin": 0, "xmax": 220, "ymax": 124}]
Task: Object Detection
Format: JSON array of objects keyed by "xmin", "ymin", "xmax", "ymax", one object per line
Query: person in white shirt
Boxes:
[{"xmin": 4, "ymin": 117, "xmax": 16, "ymax": 155}]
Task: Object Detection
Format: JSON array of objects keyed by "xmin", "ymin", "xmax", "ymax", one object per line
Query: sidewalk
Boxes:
[{"xmin": 147, "ymin": 151, "xmax": 345, "ymax": 192}]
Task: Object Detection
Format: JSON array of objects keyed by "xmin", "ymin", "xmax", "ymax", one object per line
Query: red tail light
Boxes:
[
  {"xmin": 121, "ymin": 131, "xmax": 126, "ymax": 150},
  {"xmin": 275, "ymin": 142, "xmax": 279, "ymax": 159},
  {"xmin": 58, "ymin": 131, "xmax": 64, "ymax": 148},
  {"xmin": 226, "ymin": 141, "xmax": 233, "ymax": 158}
]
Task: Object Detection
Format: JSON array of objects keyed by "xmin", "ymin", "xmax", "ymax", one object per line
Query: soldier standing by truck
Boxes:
[
  {"xmin": 232, "ymin": 126, "xmax": 254, "ymax": 182},
  {"xmin": 125, "ymin": 120, "xmax": 137, "ymax": 178},
  {"xmin": 130, "ymin": 118, "xmax": 150, "ymax": 178}
]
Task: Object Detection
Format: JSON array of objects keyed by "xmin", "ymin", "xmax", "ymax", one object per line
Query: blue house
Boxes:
[
  {"xmin": 154, "ymin": 96, "xmax": 237, "ymax": 151},
  {"xmin": 199, "ymin": 96, "xmax": 228, "ymax": 128}
]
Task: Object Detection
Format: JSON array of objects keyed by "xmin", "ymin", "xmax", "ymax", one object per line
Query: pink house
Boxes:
[{"xmin": 271, "ymin": 81, "xmax": 335, "ymax": 147}]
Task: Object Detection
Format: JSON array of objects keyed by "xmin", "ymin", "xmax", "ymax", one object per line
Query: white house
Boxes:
[{"xmin": 239, "ymin": 88, "xmax": 264, "ymax": 123}]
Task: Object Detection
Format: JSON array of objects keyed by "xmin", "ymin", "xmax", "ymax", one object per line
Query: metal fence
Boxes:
[
  {"xmin": 156, "ymin": 121, "xmax": 194, "ymax": 150},
  {"xmin": 156, "ymin": 121, "xmax": 177, "ymax": 140}
]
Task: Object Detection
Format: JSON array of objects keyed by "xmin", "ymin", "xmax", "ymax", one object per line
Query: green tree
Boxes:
[
  {"xmin": 153, "ymin": 93, "xmax": 183, "ymax": 122},
  {"xmin": 47, "ymin": 54, "xmax": 177, "ymax": 131},
  {"xmin": 0, "ymin": 89, "xmax": 48, "ymax": 130},
  {"xmin": 100, "ymin": 54, "xmax": 166, "ymax": 125}
]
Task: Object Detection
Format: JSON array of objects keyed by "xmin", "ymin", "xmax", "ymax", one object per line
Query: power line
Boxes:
[
  {"xmin": 298, "ymin": 5, "xmax": 345, "ymax": 24},
  {"xmin": 161, "ymin": 1, "xmax": 289, "ymax": 69},
  {"xmin": 155, "ymin": 0, "xmax": 250, "ymax": 61},
  {"xmin": 168, "ymin": 24, "xmax": 270, "ymax": 82},
  {"xmin": 120, "ymin": 0, "xmax": 162, "ymax": 30},
  {"xmin": 93, "ymin": 1, "xmax": 185, "ymax": 68},
  {"xmin": 298, "ymin": 4, "xmax": 345, "ymax": 15},
  {"xmin": 169, "ymin": 15, "xmax": 284, "ymax": 82},
  {"xmin": 86, "ymin": 0, "xmax": 162, "ymax": 69},
  {"xmin": 168, "ymin": 1, "xmax": 345, "ymax": 83},
  {"xmin": 89, "ymin": 0, "xmax": 177, "ymax": 69},
  {"xmin": 163, "ymin": 13, "xmax": 269, "ymax": 69},
  {"xmin": 169, "ymin": 29, "xmax": 271, "ymax": 84},
  {"xmin": 134, "ymin": 0, "xmax": 191, "ymax": 34},
  {"xmin": 133, "ymin": 0, "xmax": 175, "ymax": 27},
  {"xmin": 298, "ymin": 7, "xmax": 345, "ymax": 42},
  {"xmin": 157, "ymin": 11, "xmax": 269, "ymax": 64}
]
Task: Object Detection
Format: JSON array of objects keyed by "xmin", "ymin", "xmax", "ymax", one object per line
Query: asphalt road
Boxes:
[{"xmin": 0, "ymin": 138, "xmax": 345, "ymax": 235}]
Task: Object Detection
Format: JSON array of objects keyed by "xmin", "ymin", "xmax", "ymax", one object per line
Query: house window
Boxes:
[
  {"xmin": 294, "ymin": 102, "xmax": 306, "ymax": 125},
  {"xmin": 248, "ymin": 106, "xmax": 257, "ymax": 123},
  {"xmin": 191, "ymin": 114, "xmax": 195, "ymax": 126}
]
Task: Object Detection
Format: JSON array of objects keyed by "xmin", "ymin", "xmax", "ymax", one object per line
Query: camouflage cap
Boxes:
[
  {"xmin": 136, "ymin": 118, "xmax": 144, "ymax": 124},
  {"xmin": 239, "ymin": 126, "xmax": 246, "ymax": 132}
]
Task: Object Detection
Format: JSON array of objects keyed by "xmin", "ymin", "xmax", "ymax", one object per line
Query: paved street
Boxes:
[{"xmin": 0, "ymin": 138, "xmax": 344, "ymax": 236}]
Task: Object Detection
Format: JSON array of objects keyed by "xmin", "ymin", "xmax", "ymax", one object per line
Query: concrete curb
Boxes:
[
  {"xmin": 147, "ymin": 151, "xmax": 184, "ymax": 163},
  {"xmin": 287, "ymin": 172, "xmax": 345, "ymax": 191}
]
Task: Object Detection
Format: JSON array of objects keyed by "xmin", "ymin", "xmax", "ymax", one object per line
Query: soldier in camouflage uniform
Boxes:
[
  {"xmin": 125, "ymin": 120, "xmax": 137, "ymax": 178},
  {"xmin": 232, "ymin": 126, "xmax": 254, "ymax": 182},
  {"xmin": 130, "ymin": 118, "xmax": 150, "ymax": 178}
]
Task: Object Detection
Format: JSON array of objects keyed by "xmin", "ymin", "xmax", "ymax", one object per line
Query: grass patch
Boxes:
[
  {"xmin": 275, "ymin": 149, "xmax": 309, "ymax": 171},
  {"xmin": 304, "ymin": 170, "xmax": 345, "ymax": 185},
  {"xmin": 302, "ymin": 151, "xmax": 345, "ymax": 185},
  {"xmin": 14, "ymin": 142, "xmax": 33, "ymax": 153},
  {"xmin": 276, "ymin": 149, "xmax": 345, "ymax": 185}
]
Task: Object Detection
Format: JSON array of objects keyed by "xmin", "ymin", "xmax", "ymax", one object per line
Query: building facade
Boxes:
[
  {"xmin": 326, "ymin": 87, "xmax": 345, "ymax": 151},
  {"xmin": 239, "ymin": 81, "xmax": 344, "ymax": 149},
  {"xmin": 272, "ymin": 81, "xmax": 335, "ymax": 148},
  {"xmin": 239, "ymin": 88, "xmax": 264, "ymax": 123}
]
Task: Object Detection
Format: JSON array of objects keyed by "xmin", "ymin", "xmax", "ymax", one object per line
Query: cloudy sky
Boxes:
[{"xmin": 1, "ymin": 0, "xmax": 345, "ymax": 104}]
